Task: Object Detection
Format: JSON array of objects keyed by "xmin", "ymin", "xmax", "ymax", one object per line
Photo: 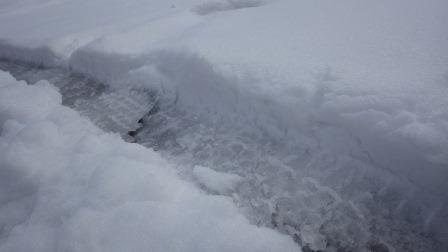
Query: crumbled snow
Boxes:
[
  {"xmin": 193, "ymin": 165, "xmax": 243, "ymax": 194},
  {"xmin": 0, "ymin": 70, "xmax": 299, "ymax": 252}
]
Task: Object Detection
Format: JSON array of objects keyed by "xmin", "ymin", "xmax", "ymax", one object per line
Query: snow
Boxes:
[
  {"xmin": 0, "ymin": 70, "xmax": 299, "ymax": 252},
  {"xmin": 0, "ymin": 0, "xmax": 448, "ymax": 250},
  {"xmin": 192, "ymin": 0, "xmax": 262, "ymax": 15},
  {"xmin": 193, "ymin": 165, "xmax": 243, "ymax": 194}
]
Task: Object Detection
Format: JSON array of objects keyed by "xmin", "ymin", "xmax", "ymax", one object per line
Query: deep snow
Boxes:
[{"xmin": 0, "ymin": 0, "xmax": 448, "ymax": 251}]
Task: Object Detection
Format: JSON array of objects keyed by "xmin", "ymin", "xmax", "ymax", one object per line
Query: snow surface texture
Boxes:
[
  {"xmin": 1, "ymin": 0, "xmax": 448, "ymax": 251},
  {"xmin": 0, "ymin": 70, "xmax": 299, "ymax": 252}
]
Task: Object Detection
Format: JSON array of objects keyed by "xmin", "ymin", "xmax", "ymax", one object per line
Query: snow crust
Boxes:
[{"xmin": 0, "ymin": 70, "xmax": 299, "ymax": 252}]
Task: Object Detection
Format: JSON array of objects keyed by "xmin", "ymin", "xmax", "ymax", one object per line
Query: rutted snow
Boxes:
[{"xmin": 0, "ymin": 70, "xmax": 299, "ymax": 252}]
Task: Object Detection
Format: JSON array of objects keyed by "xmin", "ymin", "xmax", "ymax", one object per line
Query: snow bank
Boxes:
[{"xmin": 0, "ymin": 70, "xmax": 299, "ymax": 252}]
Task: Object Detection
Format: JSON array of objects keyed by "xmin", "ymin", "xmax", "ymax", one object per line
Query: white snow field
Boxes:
[
  {"xmin": 0, "ymin": 70, "xmax": 299, "ymax": 252},
  {"xmin": 0, "ymin": 0, "xmax": 448, "ymax": 251}
]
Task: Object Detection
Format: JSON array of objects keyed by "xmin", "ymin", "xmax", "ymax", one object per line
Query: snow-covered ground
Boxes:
[
  {"xmin": 1, "ymin": 0, "xmax": 448, "ymax": 251},
  {"xmin": 0, "ymin": 70, "xmax": 299, "ymax": 252}
]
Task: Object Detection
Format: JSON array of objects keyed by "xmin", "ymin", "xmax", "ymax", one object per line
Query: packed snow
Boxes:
[
  {"xmin": 0, "ymin": 70, "xmax": 299, "ymax": 252},
  {"xmin": 0, "ymin": 0, "xmax": 447, "ymax": 251}
]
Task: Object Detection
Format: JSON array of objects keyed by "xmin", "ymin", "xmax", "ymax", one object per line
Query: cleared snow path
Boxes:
[
  {"xmin": 0, "ymin": 60, "xmax": 155, "ymax": 137},
  {"xmin": 0, "ymin": 1, "xmax": 447, "ymax": 250},
  {"xmin": 1, "ymin": 59, "xmax": 446, "ymax": 252},
  {"xmin": 0, "ymin": 69, "xmax": 300, "ymax": 252}
]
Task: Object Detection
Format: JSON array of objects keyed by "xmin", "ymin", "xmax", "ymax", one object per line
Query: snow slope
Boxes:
[
  {"xmin": 1, "ymin": 0, "xmax": 448, "ymax": 251},
  {"xmin": 0, "ymin": 70, "xmax": 299, "ymax": 252}
]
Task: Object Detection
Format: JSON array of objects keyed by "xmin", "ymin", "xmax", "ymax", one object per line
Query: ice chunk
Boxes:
[{"xmin": 193, "ymin": 165, "xmax": 243, "ymax": 194}]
